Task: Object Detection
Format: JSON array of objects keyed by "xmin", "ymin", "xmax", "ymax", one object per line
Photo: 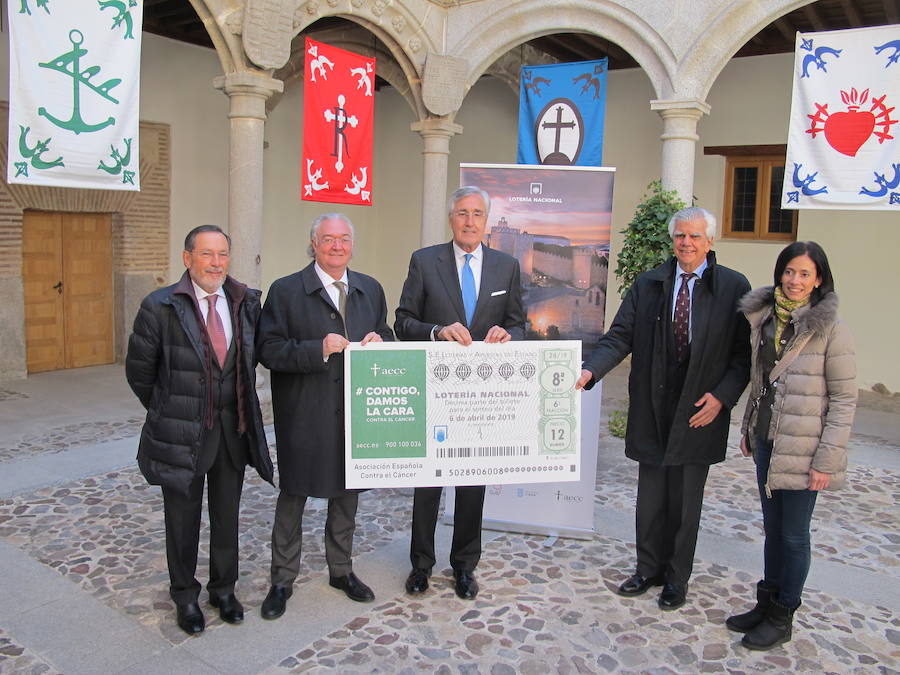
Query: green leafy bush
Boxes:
[
  {"xmin": 614, "ymin": 180, "xmax": 686, "ymax": 298},
  {"xmin": 608, "ymin": 404, "xmax": 628, "ymax": 439}
]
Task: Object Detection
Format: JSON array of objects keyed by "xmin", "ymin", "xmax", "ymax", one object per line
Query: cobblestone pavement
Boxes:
[
  {"xmin": 595, "ymin": 435, "xmax": 900, "ymax": 577},
  {"xmin": 0, "ymin": 418, "xmax": 145, "ymax": 464},
  {"xmin": 265, "ymin": 539, "xmax": 897, "ymax": 674},
  {"xmin": 0, "ymin": 627, "xmax": 56, "ymax": 675},
  {"xmin": 1, "ymin": 367, "xmax": 898, "ymax": 674}
]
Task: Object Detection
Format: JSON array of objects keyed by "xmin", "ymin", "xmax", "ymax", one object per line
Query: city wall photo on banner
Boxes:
[
  {"xmin": 460, "ymin": 164, "xmax": 615, "ymax": 355},
  {"xmin": 453, "ymin": 163, "xmax": 616, "ymax": 538}
]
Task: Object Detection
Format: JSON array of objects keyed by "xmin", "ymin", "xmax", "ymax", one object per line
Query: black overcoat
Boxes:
[
  {"xmin": 257, "ymin": 263, "xmax": 393, "ymax": 497},
  {"xmin": 125, "ymin": 271, "xmax": 274, "ymax": 496},
  {"xmin": 582, "ymin": 252, "xmax": 751, "ymax": 466}
]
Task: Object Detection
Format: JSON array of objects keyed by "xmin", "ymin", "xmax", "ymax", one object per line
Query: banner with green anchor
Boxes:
[{"xmin": 8, "ymin": 0, "xmax": 143, "ymax": 190}]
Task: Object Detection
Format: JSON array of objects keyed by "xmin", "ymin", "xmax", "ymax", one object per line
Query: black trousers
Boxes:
[
  {"xmin": 161, "ymin": 434, "xmax": 245, "ymax": 605},
  {"xmin": 634, "ymin": 462, "xmax": 710, "ymax": 586},
  {"xmin": 269, "ymin": 491, "xmax": 360, "ymax": 585},
  {"xmin": 410, "ymin": 485, "xmax": 485, "ymax": 572}
]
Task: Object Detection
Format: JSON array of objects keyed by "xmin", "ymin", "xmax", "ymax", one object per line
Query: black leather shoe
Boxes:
[
  {"xmin": 329, "ymin": 572, "xmax": 375, "ymax": 603},
  {"xmin": 209, "ymin": 593, "xmax": 244, "ymax": 623},
  {"xmin": 405, "ymin": 568, "xmax": 430, "ymax": 595},
  {"xmin": 176, "ymin": 602, "xmax": 205, "ymax": 635},
  {"xmin": 617, "ymin": 573, "xmax": 664, "ymax": 597},
  {"xmin": 658, "ymin": 583, "xmax": 687, "ymax": 610},
  {"xmin": 209, "ymin": 593, "xmax": 244, "ymax": 624},
  {"xmin": 261, "ymin": 584, "xmax": 292, "ymax": 620},
  {"xmin": 453, "ymin": 570, "xmax": 479, "ymax": 600}
]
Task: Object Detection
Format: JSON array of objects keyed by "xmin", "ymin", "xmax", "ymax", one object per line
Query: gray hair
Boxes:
[
  {"xmin": 448, "ymin": 186, "xmax": 491, "ymax": 215},
  {"xmin": 185, "ymin": 224, "xmax": 230, "ymax": 252},
  {"xmin": 667, "ymin": 207, "xmax": 716, "ymax": 240},
  {"xmin": 307, "ymin": 213, "xmax": 356, "ymax": 258}
]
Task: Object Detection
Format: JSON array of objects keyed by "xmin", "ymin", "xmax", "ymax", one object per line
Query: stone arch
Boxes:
[
  {"xmin": 291, "ymin": 8, "xmax": 434, "ymax": 120},
  {"xmin": 274, "ymin": 28, "xmax": 422, "ymax": 117},
  {"xmin": 188, "ymin": 0, "xmax": 241, "ymax": 74},
  {"xmin": 675, "ymin": 0, "xmax": 815, "ymax": 100},
  {"xmin": 451, "ymin": 0, "xmax": 676, "ymax": 100}
]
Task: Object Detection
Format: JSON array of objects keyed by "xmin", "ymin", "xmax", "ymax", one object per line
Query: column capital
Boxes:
[
  {"xmin": 411, "ymin": 117, "xmax": 464, "ymax": 139},
  {"xmin": 650, "ymin": 98, "xmax": 711, "ymax": 119},
  {"xmin": 214, "ymin": 72, "xmax": 284, "ymax": 120}
]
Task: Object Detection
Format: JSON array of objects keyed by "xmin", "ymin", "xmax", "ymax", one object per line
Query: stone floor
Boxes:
[{"xmin": 0, "ymin": 364, "xmax": 898, "ymax": 674}]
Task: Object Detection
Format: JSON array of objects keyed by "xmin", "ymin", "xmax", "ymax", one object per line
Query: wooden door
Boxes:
[
  {"xmin": 23, "ymin": 212, "xmax": 66, "ymax": 372},
  {"xmin": 23, "ymin": 211, "xmax": 114, "ymax": 373}
]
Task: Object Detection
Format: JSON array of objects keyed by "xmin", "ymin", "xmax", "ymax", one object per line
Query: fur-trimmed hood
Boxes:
[
  {"xmin": 739, "ymin": 284, "xmax": 855, "ymax": 492},
  {"xmin": 739, "ymin": 286, "xmax": 840, "ymax": 338}
]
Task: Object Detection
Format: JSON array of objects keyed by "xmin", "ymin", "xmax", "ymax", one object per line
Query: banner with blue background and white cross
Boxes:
[
  {"xmin": 8, "ymin": 0, "xmax": 143, "ymax": 190},
  {"xmin": 783, "ymin": 24, "xmax": 900, "ymax": 210},
  {"xmin": 516, "ymin": 59, "xmax": 607, "ymax": 167}
]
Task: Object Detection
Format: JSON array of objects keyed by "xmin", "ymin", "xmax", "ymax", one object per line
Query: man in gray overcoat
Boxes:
[{"xmin": 256, "ymin": 213, "xmax": 393, "ymax": 620}]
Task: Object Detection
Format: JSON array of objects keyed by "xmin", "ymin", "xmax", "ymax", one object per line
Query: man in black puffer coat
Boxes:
[{"xmin": 126, "ymin": 225, "xmax": 273, "ymax": 636}]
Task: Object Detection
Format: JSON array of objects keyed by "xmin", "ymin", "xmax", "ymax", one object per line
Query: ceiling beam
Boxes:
[
  {"xmin": 774, "ymin": 17, "xmax": 796, "ymax": 43},
  {"xmin": 803, "ymin": 3, "xmax": 826, "ymax": 31},
  {"xmin": 577, "ymin": 33, "xmax": 632, "ymax": 63},
  {"xmin": 143, "ymin": 0, "xmax": 183, "ymax": 10},
  {"xmin": 150, "ymin": 6, "xmax": 194, "ymax": 21},
  {"xmin": 541, "ymin": 34, "xmax": 594, "ymax": 61},
  {"xmin": 531, "ymin": 35, "xmax": 587, "ymax": 63},
  {"xmin": 840, "ymin": 0, "xmax": 863, "ymax": 27},
  {"xmin": 885, "ymin": 0, "xmax": 900, "ymax": 24}
]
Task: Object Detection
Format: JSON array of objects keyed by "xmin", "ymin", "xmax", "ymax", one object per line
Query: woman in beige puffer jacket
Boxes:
[{"xmin": 726, "ymin": 241, "xmax": 856, "ymax": 652}]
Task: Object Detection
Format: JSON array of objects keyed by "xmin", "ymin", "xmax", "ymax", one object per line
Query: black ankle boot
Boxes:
[
  {"xmin": 726, "ymin": 581, "xmax": 777, "ymax": 633},
  {"xmin": 741, "ymin": 598, "xmax": 798, "ymax": 650}
]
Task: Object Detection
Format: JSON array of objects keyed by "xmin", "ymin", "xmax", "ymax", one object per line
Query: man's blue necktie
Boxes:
[{"xmin": 461, "ymin": 253, "xmax": 477, "ymax": 326}]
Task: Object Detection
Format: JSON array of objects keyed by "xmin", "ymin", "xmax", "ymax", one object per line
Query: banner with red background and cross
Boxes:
[
  {"xmin": 783, "ymin": 24, "xmax": 900, "ymax": 210},
  {"xmin": 301, "ymin": 38, "xmax": 375, "ymax": 206}
]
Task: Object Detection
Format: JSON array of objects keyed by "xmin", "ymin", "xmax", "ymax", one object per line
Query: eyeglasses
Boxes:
[
  {"xmin": 194, "ymin": 250, "xmax": 229, "ymax": 259},
  {"xmin": 452, "ymin": 210, "xmax": 486, "ymax": 220},
  {"xmin": 318, "ymin": 235, "xmax": 353, "ymax": 246}
]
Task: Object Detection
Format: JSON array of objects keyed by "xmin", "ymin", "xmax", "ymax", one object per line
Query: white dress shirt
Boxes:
[
  {"xmin": 314, "ymin": 262, "xmax": 349, "ymax": 311},
  {"xmin": 670, "ymin": 258, "xmax": 708, "ymax": 341},
  {"xmin": 192, "ymin": 280, "xmax": 233, "ymax": 348},
  {"xmin": 430, "ymin": 243, "xmax": 484, "ymax": 341},
  {"xmin": 453, "ymin": 241, "xmax": 483, "ymax": 297},
  {"xmin": 315, "ymin": 263, "xmax": 350, "ymax": 361}
]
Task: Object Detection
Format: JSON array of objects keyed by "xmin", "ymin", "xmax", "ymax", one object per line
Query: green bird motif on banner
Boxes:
[
  {"xmin": 19, "ymin": 0, "xmax": 51, "ymax": 16},
  {"xmin": 18, "ymin": 126, "xmax": 65, "ymax": 171},
  {"xmin": 99, "ymin": 0, "xmax": 136, "ymax": 39}
]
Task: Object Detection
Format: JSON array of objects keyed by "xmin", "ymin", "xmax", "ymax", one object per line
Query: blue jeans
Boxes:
[{"xmin": 754, "ymin": 437, "xmax": 819, "ymax": 607}]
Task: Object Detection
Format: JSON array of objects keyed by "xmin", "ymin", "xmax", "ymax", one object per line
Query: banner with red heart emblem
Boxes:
[
  {"xmin": 301, "ymin": 38, "xmax": 375, "ymax": 206},
  {"xmin": 783, "ymin": 24, "xmax": 900, "ymax": 210}
]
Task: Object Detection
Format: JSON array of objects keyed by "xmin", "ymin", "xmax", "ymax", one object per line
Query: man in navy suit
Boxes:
[{"xmin": 395, "ymin": 185, "xmax": 525, "ymax": 599}]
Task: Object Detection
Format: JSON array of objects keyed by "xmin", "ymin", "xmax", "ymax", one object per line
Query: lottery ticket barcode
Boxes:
[{"xmin": 436, "ymin": 446, "xmax": 529, "ymax": 458}]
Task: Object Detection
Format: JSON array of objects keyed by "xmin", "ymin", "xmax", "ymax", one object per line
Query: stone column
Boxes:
[
  {"xmin": 650, "ymin": 99, "xmax": 710, "ymax": 206},
  {"xmin": 411, "ymin": 117, "xmax": 463, "ymax": 247},
  {"xmin": 213, "ymin": 72, "xmax": 284, "ymax": 289}
]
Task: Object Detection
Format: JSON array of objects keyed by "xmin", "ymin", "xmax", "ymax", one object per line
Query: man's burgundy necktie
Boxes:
[
  {"xmin": 206, "ymin": 295, "xmax": 227, "ymax": 368},
  {"xmin": 673, "ymin": 273, "xmax": 695, "ymax": 361}
]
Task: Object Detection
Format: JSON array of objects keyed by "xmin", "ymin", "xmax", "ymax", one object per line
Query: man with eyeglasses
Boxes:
[
  {"xmin": 256, "ymin": 213, "xmax": 393, "ymax": 619},
  {"xmin": 395, "ymin": 185, "xmax": 525, "ymax": 600}
]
